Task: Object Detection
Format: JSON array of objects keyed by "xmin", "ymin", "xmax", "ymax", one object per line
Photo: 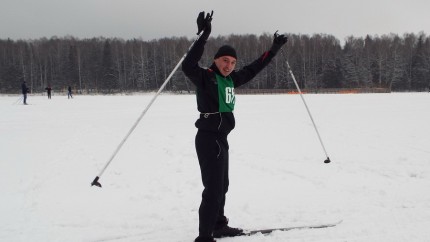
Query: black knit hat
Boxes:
[{"xmin": 214, "ymin": 45, "xmax": 237, "ymax": 59}]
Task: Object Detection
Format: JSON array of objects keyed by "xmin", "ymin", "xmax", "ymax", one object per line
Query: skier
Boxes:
[
  {"xmin": 182, "ymin": 11, "xmax": 288, "ymax": 242},
  {"xmin": 45, "ymin": 86, "xmax": 52, "ymax": 99},
  {"xmin": 21, "ymin": 81, "xmax": 29, "ymax": 105},
  {"xmin": 67, "ymin": 86, "xmax": 73, "ymax": 99}
]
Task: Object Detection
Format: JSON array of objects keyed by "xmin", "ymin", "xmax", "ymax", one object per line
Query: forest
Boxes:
[{"xmin": 1, "ymin": 32, "xmax": 429, "ymax": 94}]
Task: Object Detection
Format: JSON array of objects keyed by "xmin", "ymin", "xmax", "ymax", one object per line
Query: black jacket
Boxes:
[
  {"xmin": 182, "ymin": 37, "xmax": 276, "ymax": 134},
  {"xmin": 21, "ymin": 83, "xmax": 28, "ymax": 94}
]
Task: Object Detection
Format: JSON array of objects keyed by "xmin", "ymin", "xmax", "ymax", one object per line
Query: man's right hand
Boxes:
[{"xmin": 196, "ymin": 11, "xmax": 213, "ymax": 35}]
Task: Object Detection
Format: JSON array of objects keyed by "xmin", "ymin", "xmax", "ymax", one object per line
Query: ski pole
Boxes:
[
  {"xmin": 281, "ymin": 50, "xmax": 331, "ymax": 164},
  {"xmin": 91, "ymin": 30, "xmax": 207, "ymax": 188},
  {"xmin": 13, "ymin": 96, "xmax": 23, "ymax": 105}
]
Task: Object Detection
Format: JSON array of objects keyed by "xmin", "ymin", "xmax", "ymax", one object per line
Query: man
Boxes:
[
  {"xmin": 21, "ymin": 81, "xmax": 28, "ymax": 105},
  {"xmin": 182, "ymin": 11, "xmax": 288, "ymax": 242},
  {"xmin": 68, "ymin": 86, "xmax": 73, "ymax": 99},
  {"xmin": 45, "ymin": 86, "xmax": 52, "ymax": 99}
]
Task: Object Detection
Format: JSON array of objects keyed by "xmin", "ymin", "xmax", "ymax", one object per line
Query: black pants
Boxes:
[{"xmin": 195, "ymin": 130, "xmax": 229, "ymax": 236}]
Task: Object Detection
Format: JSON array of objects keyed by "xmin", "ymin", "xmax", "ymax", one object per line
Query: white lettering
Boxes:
[{"xmin": 225, "ymin": 87, "xmax": 235, "ymax": 104}]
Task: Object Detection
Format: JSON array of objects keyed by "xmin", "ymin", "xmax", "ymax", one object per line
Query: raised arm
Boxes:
[
  {"xmin": 233, "ymin": 31, "xmax": 288, "ymax": 87},
  {"xmin": 182, "ymin": 11, "xmax": 213, "ymax": 87}
]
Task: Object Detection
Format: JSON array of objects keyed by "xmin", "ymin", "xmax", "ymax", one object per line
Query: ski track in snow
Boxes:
[{"xmin": 1, "ymin": 93, "xmax": 430, "ymax": 242}]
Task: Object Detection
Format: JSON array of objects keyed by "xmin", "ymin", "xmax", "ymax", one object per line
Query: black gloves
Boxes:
[
  {"xmin": 270, "ymin": 31, "xmax": 288, "ymax": 54},
  {"xmin": 196, "ymin": 11, "xmax": 213, "ymax": 40}
]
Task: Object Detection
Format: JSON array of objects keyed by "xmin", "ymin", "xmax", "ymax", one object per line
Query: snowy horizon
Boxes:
[{"xmin": 1, "ymin": 93, "xmax": 429, "ymax": 241}]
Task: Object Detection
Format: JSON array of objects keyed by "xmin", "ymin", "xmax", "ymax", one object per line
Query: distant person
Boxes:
[
  {"xmin": 21, "ymin": 81, "xmax": 29, "ymax": 105},
  {"xmin": 182, "ymin": 11, "xmax": 288, "ymax": 242},
  {"xmin": 68, "ymin": 86, "xmax": 73, "ymax": 99},
  {"xmin": 45, "ymin": 86, "xmax": 52, "ymax": 99}
]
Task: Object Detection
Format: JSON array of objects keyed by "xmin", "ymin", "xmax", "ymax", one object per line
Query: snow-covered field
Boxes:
[{"xmin": 1, "ymin": 92, "xmax": 429, "ymax": 242}]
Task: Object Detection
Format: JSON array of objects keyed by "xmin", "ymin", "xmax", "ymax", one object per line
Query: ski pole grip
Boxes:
[{"xmin": 91, "ymin": 176, "xmax": 102, "ymax": 187}]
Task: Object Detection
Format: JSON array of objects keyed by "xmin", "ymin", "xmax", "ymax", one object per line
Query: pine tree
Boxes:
[
  {"xmin": 101, "ymin": 40, "xmax": 117, "ymax": 92},
  {"xmin": 411, "ymin": 34, "xmax": 429, "ymax": 90}
]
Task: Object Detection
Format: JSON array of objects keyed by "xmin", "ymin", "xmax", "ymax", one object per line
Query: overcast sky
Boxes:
[{"xmin": 1, "ymin": 0, "xmax": 430, "ymax": 44}]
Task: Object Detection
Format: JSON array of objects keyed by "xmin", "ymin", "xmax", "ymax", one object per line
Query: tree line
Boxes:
[{"xmin": 1, "ymin": 32, "xmax": 429, "ymax": 93}]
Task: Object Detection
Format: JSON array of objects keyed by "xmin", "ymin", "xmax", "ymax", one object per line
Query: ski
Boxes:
[{"xmin": 244, "ymin": 220, "xmax": 343, "ymax": 236}]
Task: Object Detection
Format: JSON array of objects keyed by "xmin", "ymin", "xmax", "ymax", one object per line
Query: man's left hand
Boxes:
[{"xmin": 270, "ymin": 31, "xmax": 288, "ymax": 54}]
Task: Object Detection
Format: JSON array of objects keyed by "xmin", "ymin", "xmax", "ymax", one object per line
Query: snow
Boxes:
[{"xmin": 1, "ymin": 92, "xmax": 430, "ymax": 242}]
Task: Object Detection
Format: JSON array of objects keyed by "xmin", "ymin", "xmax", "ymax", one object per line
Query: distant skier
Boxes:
[
  {"xmin": 68, "ymin": 86, "xmax": 73, "ymax": 99},
  {"xmin": 45, "ymin": 86, "xmax": 52, "ymax": 99},
  {"xmin": 182, "ymin": 11, "xmax": 288, "ymax": 242},
  {"xmin": 21, "ymin": 81, "xmax": 29, "ymax": 105}
]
